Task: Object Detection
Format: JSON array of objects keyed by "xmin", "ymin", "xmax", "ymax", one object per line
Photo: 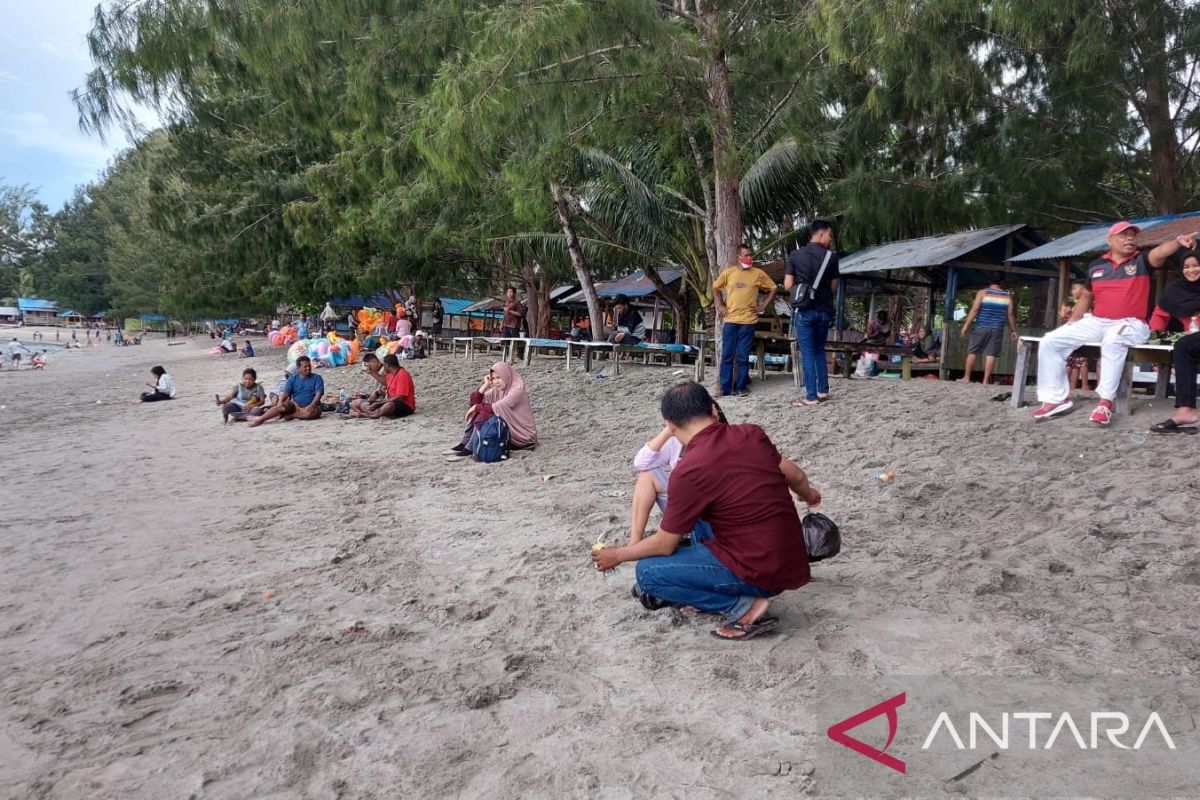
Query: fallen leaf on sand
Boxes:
[
  {"xmin": 341, "ymin": 622, "xmax": 367, "ymax": 635},
  {"xmin": 537, "ymin": 474, "xmax": 557, "ymax": 483},
  {"xmin": 262, "ymin": 591, "xmax": 274, "ymax": 601}
]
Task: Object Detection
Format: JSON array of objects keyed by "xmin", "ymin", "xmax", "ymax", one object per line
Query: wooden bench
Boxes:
[
  {"xmin": 1009, "ymin": 336, "xmax": 1174, "ymax": 416},
  {"xmin": 814, "ymin": 341, "xmax": 916, "ymax": 381},
  {"xmin": 566, "ymin": 340, "xmax": 704, "ymax": 380}
]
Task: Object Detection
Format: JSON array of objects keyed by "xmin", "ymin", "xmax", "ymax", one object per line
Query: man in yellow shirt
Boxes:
[{"xmin": 713, "ymin": 243, "xmax": 778, "ymax": 396}]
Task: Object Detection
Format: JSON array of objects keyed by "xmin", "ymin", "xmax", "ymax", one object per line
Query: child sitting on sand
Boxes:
[
  {"xmin": 215, "ymin": 367, "xmax": 266, "ymax": 422},
  {"xmin": 241, "ymin": 340, "xmax": 255, "ymax": 358},
  {"xmin": 30, "ymin": 351, "xmax": 46, "ymax": 370},
  {"xmin": 137, "ymin": 366, "xmax": 176, "ymax": 403}
]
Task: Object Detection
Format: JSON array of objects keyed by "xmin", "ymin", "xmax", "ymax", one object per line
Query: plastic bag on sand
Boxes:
[{"xmin": 803, "ymin": 512, "xmax": 841, "ymax": 562}]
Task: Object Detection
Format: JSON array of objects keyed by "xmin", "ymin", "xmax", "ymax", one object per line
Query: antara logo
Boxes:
[
  {"xmin": 827, "ymin": 692, "xmax": 907, "ymax": 774},
  {"xmin": 828, "ymin": 693, "xmax": 1177, "ymax": 775}
]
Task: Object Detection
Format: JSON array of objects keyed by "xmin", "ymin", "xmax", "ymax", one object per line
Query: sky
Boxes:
[{"xmin": 0, "ymin": 1, "xmax": 155, "ymax": 211}]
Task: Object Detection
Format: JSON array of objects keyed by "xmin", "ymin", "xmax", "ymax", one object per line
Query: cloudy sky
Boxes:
[{"xmin": 0, "ymin": 1, "xmax": 153, "ymax": 210}]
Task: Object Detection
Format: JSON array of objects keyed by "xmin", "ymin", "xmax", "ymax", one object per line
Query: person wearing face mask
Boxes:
[{"xmin": 713, "ymin": 243, "xmax": 778, "ymax": 397}]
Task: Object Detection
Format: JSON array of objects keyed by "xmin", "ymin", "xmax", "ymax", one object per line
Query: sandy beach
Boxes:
[{"xmin": 1, "ymin": 330, "xmax": 1197, "ymax": 798}]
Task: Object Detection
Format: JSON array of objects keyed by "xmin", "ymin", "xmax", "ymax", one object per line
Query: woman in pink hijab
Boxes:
[{"xmin": 444, "ymin": 361, "xmax": 538, "ymax": 458}]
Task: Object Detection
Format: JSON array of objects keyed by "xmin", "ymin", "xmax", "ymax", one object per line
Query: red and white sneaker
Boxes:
[
  {"xmin": 1089, "ymin": 401, "xmax": 1114, "ymax": 426},
  {"xmin": 1032, "ymin": 400, "xmax": 1073, "ymax": 421}
]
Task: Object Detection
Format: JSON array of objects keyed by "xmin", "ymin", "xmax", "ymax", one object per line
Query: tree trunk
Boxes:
[
  {"xmin": 550, "ymin": 180, "xmax": 605, "ymax": 340},
  {"xmin": 705, "ymin": 44, "xmax": 739, "ymax": 378},
  {"xmin": 1139, "ymin": 6, "xmax": 1183, "ymax": 215},
  {"xmin": 520, "ymin": 259, "xmax": 552, "ymax": 338}
]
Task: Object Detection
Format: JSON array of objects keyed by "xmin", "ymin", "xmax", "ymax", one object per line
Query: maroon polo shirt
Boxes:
[{"xmin": 660, "ymin": 422, "xmax": 810, "ymax": 591}]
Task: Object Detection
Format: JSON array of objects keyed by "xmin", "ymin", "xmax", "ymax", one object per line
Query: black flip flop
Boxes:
[
  {"xmin": 990, "ymin": 391, "xmax": 1012, "ymax": 402},
  {"xmin": 1150, "ymin": 419, "xmax": 1199, "ymax": 434},
  {"xmin": 631, "ymin": 585, "xmax": 674, "ymax": 611},
  {"xmin": 710, "ymin": 616, "xmax": 780, "ymax": 642}
]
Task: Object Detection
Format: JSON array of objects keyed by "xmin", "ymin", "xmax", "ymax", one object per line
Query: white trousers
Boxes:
[{"xmin": 1036, "ymin": 314, "xmax": 1149, "ymax": 403}]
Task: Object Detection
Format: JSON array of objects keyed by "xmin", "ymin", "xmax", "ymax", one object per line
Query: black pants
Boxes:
[
  {"xmin": 1175, "ymin": 331, "xmax": 1200, "ymax": 409},
  {"xmin": 141, "ymin": 391, "xmax": 172, "ymax": 402},
  {"xmin": 503, "ymin": 326, "xmax": 520, "ymax": 338}
]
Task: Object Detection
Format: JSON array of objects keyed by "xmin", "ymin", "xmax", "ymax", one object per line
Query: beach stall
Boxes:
[
  {"xmin": 559, "ymin": 269, "xmax": 685, "ymax": 343},
  {"xmin": 17, "ymin": 298, "xmax": 58, "ymax": 326},
  {"xmin": 833, "ymin": 224, "xmax": 1053, "ymax": 379},
  {"xmin": 57, "ymin": 309, "xmax": 85, "ymax": 326},
  {"xmin": 0, "ymin": 306, "xmax": 19, "ymax": 326}
]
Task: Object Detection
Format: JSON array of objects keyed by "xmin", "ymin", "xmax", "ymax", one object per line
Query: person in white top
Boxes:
[
  {"xmin": 7, "ymin": 338, "xmax": 30, "ymax": 368},
  {"xmin": 137, "ymin": 365, "xmax": 176, "ymax": 403},
  {"xmin": 627, "ymin": 402, "xmax": 727, "ymax": 544}
]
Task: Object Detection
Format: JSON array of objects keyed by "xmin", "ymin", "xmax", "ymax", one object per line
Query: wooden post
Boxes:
[
  {"xmin": 1057, "ymin": 259, "xmax": 1070, "ymax": 308},
  {"xmin": 1010, "ymin": 338, "xmax": 1031, "ymax": 409}
]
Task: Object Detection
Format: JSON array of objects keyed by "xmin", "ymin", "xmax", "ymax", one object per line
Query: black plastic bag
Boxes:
[{"xmin": 803, "ymin": 512, "xmax": 841, "ymax": 562}]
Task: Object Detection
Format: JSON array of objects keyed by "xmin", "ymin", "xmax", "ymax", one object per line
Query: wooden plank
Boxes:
[
  {"xmin": 901, "ymin": 356, "xmax": 911, "ymax": 381},
  {"xmin": 1010, "ymin": 339, "xmax": 1031, "ymax": 409}
]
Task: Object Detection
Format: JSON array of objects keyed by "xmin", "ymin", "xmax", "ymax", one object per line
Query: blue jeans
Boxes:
[
  {"xmin": 793, "ymin": 309, "xmax": 831, "ymax": 400},
  {"xmin": 719, "ymin": 322, "xmax": 756, "ymax": 394},
  {"xmin": 635, "ymin": 534, "xmax": 777, "ymax": 622}
]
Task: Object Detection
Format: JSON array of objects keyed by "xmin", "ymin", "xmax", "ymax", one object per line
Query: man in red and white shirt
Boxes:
[{"xmin": 1034, "ymin": 221, "xmax": 1197, "ymax": 425}]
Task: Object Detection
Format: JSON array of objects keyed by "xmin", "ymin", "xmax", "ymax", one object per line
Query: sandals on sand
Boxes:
[
  {"xmin": 1150, "ymin": 419, "xmax": 1199, "ymax": 434},
  {"xmin": 791, "ymin": 398, "xmax": 821, "ymax": 408},
  {"xmin": 711, "ymin": 616, "xmax": 780, "ymax": 642}
]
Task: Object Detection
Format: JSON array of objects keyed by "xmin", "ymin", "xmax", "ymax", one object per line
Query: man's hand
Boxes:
[
  {"xmin": 592, "ymin": 546, "xmax": 623, "ymax": 571},
  {"xmin": 1010, "ymin": 330, "xmax": 1019, "ymax": 341},
  {"xmin": 959, "ymin": 324, "xmax": 968, "ymax": 337},
  {"xmin": 803, "ymin": 488, "xmax": 821, "ymax": 509},
  {"xmin": 714, "ymin": 303, "xmax": 728, "ymax": 317},
  {"xmin": 1178, "ymin": 233, "xmax": 1197, "ymax": 250},
  {"xmin": 755, "ymin": 303, "xmax": 767, "ymax": 315}
]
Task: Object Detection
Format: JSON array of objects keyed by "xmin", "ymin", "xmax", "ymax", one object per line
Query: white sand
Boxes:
[{"xmin": 1, "ymin": 330, "xmax": 1196, "ymax": 798}]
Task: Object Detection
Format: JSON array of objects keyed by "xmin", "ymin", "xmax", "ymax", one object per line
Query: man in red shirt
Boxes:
[
  {"xmin": 592, "ymin": 381, "xmax": 822, "ymax": 641},
  {"xmin": 1033, "ymin": 221, "xmax": 1196, "ymax": 425},
  {"xmin": 353, "ymin": 354, "xmax": 415, "ymax": 418}
]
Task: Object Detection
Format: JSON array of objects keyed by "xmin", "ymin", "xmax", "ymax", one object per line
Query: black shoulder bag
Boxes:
[{"xmin": 790, "ymin": 250, "xmax": 832, "ymax": 312}]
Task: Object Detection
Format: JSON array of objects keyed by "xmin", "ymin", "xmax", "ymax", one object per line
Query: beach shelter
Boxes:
[
  {"xmin": 0, "ymin": 306, "xmax": 20, "ymax": 324},
  {"xmin": 17, "ymin": 298, "xmax": 58, "ymax": 326},
  {"xmin": 57, "ymin": 309, "xmax": 85, "ymax": 326},
  {"xmin": 1010, "ymin": 210, "xmax": 1200, "ymax": 309},
  {"xmin": 833, "ymin": 224, "xmax": 1052, "ymax": 378}
]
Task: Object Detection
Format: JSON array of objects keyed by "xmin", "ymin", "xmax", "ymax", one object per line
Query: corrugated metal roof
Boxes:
[
  {"xmin": 17, "ymin": 298, "xmax": 57, "ymax": 311},
  {"xmin": 559, "ymin": 268, "xmax": 683, "ymax": 304},
  {"xmin": 1011, "ymin": 211, "xmax": 1200, "ymax": 262},
  {"xmin": 57, "ymin": 309, "xmax": 79, "ymax": 317},
  {"xmin": 0, "ymin": 306, "xmax": 20, "ymax": 317},
  {"xmin": 440, "ymin": 297, "xmax": 477, "ymax": 316},
  {"xmin": 839, "ymin": 225, "xmax": 1027, "ymax": 275}
]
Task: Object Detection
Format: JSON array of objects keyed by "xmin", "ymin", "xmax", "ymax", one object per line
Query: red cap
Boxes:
[{"xmin": 1107, "ymin": 221, "xmax": 1140, "ymax": 237}]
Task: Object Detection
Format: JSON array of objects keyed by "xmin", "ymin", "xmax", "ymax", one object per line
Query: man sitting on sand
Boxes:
[
  {"xmin": 248, "ymin": 355, "xmax": 324, "ymax": 426},
  {"xmin": 350, "ymin": 354, "xmax": 415, "ymax": 419},
  {"xmin": 592, "ymin": 381, "xmax": 822, "ymax": 641}
]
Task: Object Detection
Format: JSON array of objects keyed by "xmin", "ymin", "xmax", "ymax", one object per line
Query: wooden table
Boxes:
[
  {"xmin": 818, "ymin": 341, "xmax": 915, "ymax": 381},
  {"xmin": 1010, "ymin": 336, "xmax": 1174, "ymax": 416}
]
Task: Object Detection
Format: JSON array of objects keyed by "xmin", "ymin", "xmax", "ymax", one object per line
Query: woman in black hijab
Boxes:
[{"xmin": 1150, "ymin": 251, "xmax": 1200, "ymax": 433}]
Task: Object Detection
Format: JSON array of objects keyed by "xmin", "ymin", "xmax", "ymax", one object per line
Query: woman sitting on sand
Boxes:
[
  {"xmin": 1150, "ymin": 251, "xmax": 1200, "ymax": 434},
  {"xmin": 215, "ymin": 367, "xmax": 266, "ymax": 422},
  {"xmin": 137, "ymin": 366, "xmax": 176, "ymax": 403},
  {"xmin": 444, "ymin": 362, "xmax": 538, "ymax": 459}
]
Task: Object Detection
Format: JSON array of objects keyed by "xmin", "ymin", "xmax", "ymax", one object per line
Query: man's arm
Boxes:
[
  {"xmin": 756, "ymin": 287, "xmax": 778, "ymax": 314},
  {"xmin": 779, "ymin": 457, "xmax": 821, "ymax": 507},
  {"xmin": 959, "ymin": 291, "xmax": 984, "ymax": 335},
  {"xmin": 1069, "ymin": 289, "xmax": 1092, "ymax": 322},
  {"xmin": 307, "ymin": 392, "xmax": 323, "ymax": 411},
  {"xmin": 592, "ymin": 529, "xmax": 685, "ymax": 571},
  {"xmin": 712, "ymin": 271, "xmax": 729, "ymax": 315},
  {"xmin": 1148, "ymin": 234, "xmax": 1198, "ymax": 268},
  {"xmin": 1007, "ymin": 303, "xmax": 1020, "ymax": 340}
]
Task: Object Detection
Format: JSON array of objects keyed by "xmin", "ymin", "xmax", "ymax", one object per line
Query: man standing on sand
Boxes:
[
  {"xmin": 592, "ymin": 381, "xmax": 821, "ymax": 641},
  {"xmin": 502, "ymin": 287, "xmax": 523, "ymax": 338},
  {"xmin": 1033, "ymin": 223, "xmax": 1197, "ymax": 425},
  {"xmin": 248, "ymin": 355, "xmax": 324, "ymax": 426},
  {"xmin": 713, "ymin": 243, "xmax": 778, "ymax": 397},
  {"xmin": 785, "ymin": 220, "xmax": 840, "ymax": 406},
  {"xmin": 958, "ymin": 274, "xmax": 1019, "ymax": 385}
]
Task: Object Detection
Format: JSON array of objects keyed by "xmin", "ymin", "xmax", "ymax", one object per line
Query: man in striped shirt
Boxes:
[{"xmin": 959, "ymin": 274, "xmax": 1019, "ymax": 385}]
